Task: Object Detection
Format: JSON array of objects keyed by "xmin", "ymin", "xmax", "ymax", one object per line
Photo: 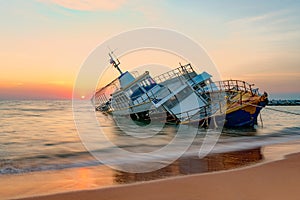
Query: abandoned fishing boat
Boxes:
[{"xmin": 92, "ymin": 52, "xmax": 268, "ymax": 128}]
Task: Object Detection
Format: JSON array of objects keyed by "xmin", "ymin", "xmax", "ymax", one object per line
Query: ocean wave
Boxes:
[{"xmin": 0, "ymin": 160, "xmax": 102, "ymax": 175}]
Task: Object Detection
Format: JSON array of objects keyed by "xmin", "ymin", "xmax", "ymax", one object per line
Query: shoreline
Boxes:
[
  {"xmin": 19, "ymin": 151, "xmax": 300, "ymax": 200},
  {"xmin": 2, "ymin": 140, "xmax": 300, "ymax": 200}
]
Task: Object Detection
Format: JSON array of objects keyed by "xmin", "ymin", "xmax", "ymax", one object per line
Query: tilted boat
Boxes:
[{"xmin": 92, "ymin": 52, "xmax": 268, "ymax": 128}]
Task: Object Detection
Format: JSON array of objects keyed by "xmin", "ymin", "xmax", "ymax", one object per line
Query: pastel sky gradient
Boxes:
[{"xmin": 0, "ymin": 0, "xmax": 299, "ymax": 99}]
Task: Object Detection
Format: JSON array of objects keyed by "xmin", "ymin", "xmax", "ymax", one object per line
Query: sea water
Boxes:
[{"xmin": 0, "ymin": 100, "xmax": 300, "ymax": 175}]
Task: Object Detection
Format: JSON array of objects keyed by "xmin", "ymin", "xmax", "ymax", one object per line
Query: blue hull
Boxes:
[{"xmin": 225, "ymin": 102, "xmax": 267, "ymax": 128}]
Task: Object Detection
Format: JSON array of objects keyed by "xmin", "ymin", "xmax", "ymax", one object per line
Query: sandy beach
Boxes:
[{"xmin": 5, "ymin": 141, "xmax": 299, "ymax": 200}]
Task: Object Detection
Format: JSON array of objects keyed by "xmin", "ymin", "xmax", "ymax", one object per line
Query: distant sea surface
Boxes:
[{"xmin": 0, "ymin": 100, "xmax": 300, "ymax": 175}]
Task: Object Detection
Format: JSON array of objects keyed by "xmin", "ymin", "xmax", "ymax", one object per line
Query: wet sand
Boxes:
[
  {"xmin": 18, "ymin": 152, "xmax": 300, "ymax": 200},
  {"xmin": 3, "ymin": 141, "xmax": 300, "ymax": 200},
  {"xmin": 1, "ymin": 148, "xmax": 262, "ymax": 200}
]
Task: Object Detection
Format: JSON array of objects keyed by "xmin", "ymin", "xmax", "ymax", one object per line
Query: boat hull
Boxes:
[
  {"xmin": 224, "ymin": 101, "xmax": 266, "ymax": 127},
  {"xmin": 225, "ymin": 109, "xmax": 261, "ymax": 127}
]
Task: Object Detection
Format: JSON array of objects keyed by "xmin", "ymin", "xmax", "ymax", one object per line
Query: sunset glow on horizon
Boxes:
[{"xmin": 1, "ymin": 0, "xmax": 300, "ymax": 100}]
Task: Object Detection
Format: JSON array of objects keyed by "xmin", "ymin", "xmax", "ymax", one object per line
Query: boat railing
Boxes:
[
  {"xmin": 174, "ymin": 105, "xmax": 208, "ymax": 121},
  {"xmin": 153, "ymin": 64, "xmax": 195, "ymax": 84},
  {"xmin": 207, "ymin": 80, "xmax": 258, "ymax": 96},
  {"xmin": 179, "ymin": 98, "xmax": 226, "ymax": 121},
  {"xmin": 173, "ymin": 100, "xmax": 225, "ymax": 122}
]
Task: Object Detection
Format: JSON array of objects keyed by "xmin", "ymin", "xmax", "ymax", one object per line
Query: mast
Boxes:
[{"xmin": 109, "ymin": 51, "xmax": 123, "ymax": 75}]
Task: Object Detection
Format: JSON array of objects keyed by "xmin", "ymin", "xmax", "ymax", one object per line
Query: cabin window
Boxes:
[
  {"xmin": 111, "ymin": 93, "xmax": 129, "ymax": 110},
  {"xmin": 130, "ymin": 84, "xmax": 144, "ymax": 101},
  {"xmin": 142, "ymin": 78, "xmax": 157, "ymax": 91},
  {"xmin": 176, "ymin": 87, "xmax": 192, "ymax": 101},
  {"xmin": 144, "ymin": 79, "xmax": 150, "ymax": 86},
  {"xmin": 200, "ymin": 81, "xmax": 206, "ymax": 87},
  {"xmin": 164, "ymin": 96, "xmax": 178, "ymax": 109},
  {"xmin": 141, "ymin": 80, "xmax": 149, "ymax": 86}
]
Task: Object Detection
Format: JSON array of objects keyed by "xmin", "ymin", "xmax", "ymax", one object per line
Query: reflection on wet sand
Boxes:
[
  {"xmin": 114, "ymin": 148, "xmax": 262, "ymax": 184},
  {"xmin": 0, "ymin": 148, "xmax": 264, "ymax": 199}
]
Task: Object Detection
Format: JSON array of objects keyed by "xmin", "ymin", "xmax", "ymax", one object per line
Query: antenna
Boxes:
[{"xmin": 108, "ymin": 47, "xmax": 123, "ymax": 75}]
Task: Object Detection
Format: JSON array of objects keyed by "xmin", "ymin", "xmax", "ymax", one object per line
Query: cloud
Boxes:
[
  {"xmin": 227, "ymin": 9, "xmax": 291, "ymax": 26},
  {"xmin": 39, "ymin": 0, "xmax": 127, "ymax": 11},
  {"xmin": 224, "ymin": 8, "xmax": 300, "ymax": 48},
  {"xmin": 243, "ymin": 72, "xmax": 300, "ymax": 78}
]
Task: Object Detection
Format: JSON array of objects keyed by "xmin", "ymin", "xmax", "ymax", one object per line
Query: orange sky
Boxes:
[
  {"xmin": 0, "ymin": 82, "xmax": 72, "ymax": 100},
  {"xmin": 1, "ymin": 1, "xmax": 299, "ymax": 99}
]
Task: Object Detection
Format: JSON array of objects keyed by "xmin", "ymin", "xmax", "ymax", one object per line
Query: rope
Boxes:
[
  {"xmin": 259, "ymin": 113, "xmax": 263, "ymax": 127},
  {"xmin": 244, "ymin": 102, "xmax": 300, "ymax": 116},
  {"xmin": 265, "ymin": 106, "xmax": 300, "ymax": 115}
]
